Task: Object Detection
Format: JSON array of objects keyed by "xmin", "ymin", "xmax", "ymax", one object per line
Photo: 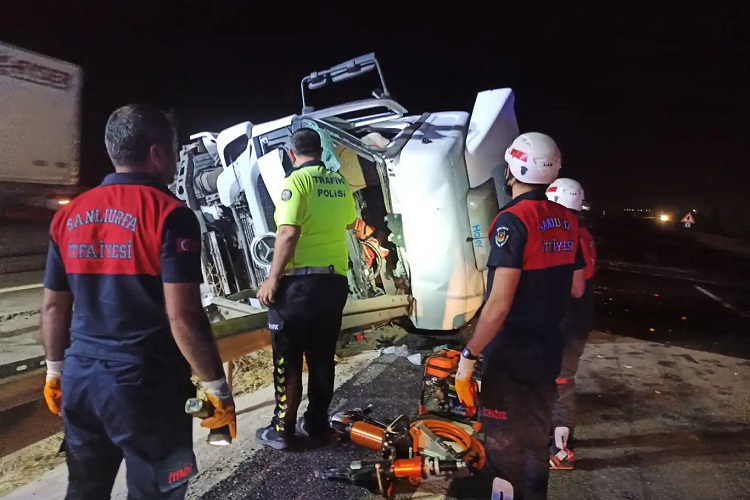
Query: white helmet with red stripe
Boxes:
[
  {"xmin": 546, "ymin": 178, "xmax": 584, "ymax": 212},
  {"xmin": 504, "ymin": 132, "xmax": 561, "ymax": 185}
]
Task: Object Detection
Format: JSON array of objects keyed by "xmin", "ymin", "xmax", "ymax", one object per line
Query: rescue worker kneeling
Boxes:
[
  {"xmin": 545, "ymin": 178, "xmax": 597, "ymax": 470},
  {"xmin": 454, "ymin": 133, "xmax": 586, "ymax": 500},
  {"xmin": 42, "ymin": 104, "xmax": 235, "ymax": 499}
]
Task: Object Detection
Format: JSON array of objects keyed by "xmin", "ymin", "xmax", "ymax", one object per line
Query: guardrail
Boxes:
[{"xmin": 0, "ymin": 294, "xmax": 410, "ymax": 456}]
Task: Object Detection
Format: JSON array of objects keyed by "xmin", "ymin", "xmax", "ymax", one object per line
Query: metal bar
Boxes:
[
  {"xmin": 210, "ymin": 297, "xmax": 264, "ymax": 317},
  {"xmin": 0, "ymin": 355, "xmax": 46, "ymax": 380},
  {"xmin": 341, "ymin": 307, "xmax": 410, "ymax": 332}
]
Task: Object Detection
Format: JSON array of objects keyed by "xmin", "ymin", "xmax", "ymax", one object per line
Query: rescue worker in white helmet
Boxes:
[
  {"xmin": 455, "ymin": 132, "xmax": 586, "ymax": 499},
  {"xmin": 545, "ymin": 178, "xmax": 597, "ymax": 470}
]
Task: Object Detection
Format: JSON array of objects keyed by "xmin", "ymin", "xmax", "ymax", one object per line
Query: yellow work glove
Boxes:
[
  {"xmin": 43, "ymin": 360, "xmax": 63, "ymax": 416},
  {"xmin": 201, "ymin": 378, "xmax": 237, "ymax": 439},
  {"xmin": 455, "ymin": 353, "xmax": 478, "ymax": 408}
]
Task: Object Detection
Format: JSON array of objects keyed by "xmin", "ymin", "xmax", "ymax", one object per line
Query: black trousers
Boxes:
[
  {"xmin": 480, "ymin": 370, "xmax": 557, "ymax": 500},
  {"xmin": 267, "ymin": 274, "xmax": 349, "ymax": 434},
  {"xmin": 551, "ymin": 336, "xmax": 589, "ymax": 441}
]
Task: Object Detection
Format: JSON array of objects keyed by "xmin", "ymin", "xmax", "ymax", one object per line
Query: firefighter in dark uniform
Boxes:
[
  {"xmin": 455, "ymin": 132, "xmax": 586, "ymax": 500},
  {"xmin": 255, "ymin": 128, "xmax": 355, "ymax": 450},
  {"xmin": 545, "ymin": 178, "xmax": 597, "ymax": 470},
  {"xmin": 41, "ymin": 104, "xmax": 236, "ymax": 499}
]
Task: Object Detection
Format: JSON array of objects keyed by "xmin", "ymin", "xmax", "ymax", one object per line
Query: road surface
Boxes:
[
  {"xmin": 2, "ymin": 217, "xmax": 750, "ymax": 499},
  {"xmin": 0, "ymin": 221, "xmax": 49, "ymax": 278},
  {"xmin": 195, "ymin": 218, "xmax": 750, "ymax": 499}
]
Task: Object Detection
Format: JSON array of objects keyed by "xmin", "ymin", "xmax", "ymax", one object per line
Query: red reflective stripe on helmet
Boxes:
[{"xmin": 509, "ymin": 148, "xmax": 528, "ymax": 162}]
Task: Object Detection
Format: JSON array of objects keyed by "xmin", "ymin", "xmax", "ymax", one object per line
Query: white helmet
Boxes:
[
  {"xmin": 546, "ymin": 178, "xmax": 584, "ymax": 212},
  {"xmin": 504, "ymin": 132, "xmax": 561, "ymax": 185}
]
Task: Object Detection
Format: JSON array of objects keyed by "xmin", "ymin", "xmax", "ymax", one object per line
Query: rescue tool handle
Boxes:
[{"xmin": 185, "ymin": 397, "xmax": 232, "ymax": 445}]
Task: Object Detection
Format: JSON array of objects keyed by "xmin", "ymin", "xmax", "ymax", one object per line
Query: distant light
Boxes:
[
  {"xmin": 659, "ymin": 214, "xmax": 670, "ymax": 222},
  {"xmin": 58, "ymin": 199, "xmax": 71, "ymax": 205}
]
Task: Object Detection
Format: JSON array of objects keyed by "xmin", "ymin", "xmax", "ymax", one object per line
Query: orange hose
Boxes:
[{"xmin": 410, "ymin": 419, "xmax": 486, "ymax": 471}]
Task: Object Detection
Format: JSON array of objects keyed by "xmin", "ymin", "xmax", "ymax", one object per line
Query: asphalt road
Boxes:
[
  {"xmin": 1, "ymin": 216, "xmax": 749, "ymax": 499},
  {"xmin": 0, "ymin": 221, "xmax": 49, "ymax": 277},
  {"xmin": 591, "ymin": 216, "xmax": 750, "ymax": 359},
  {"xmin": 591, "ymin": 215, "xmax": 750, "ymax": 282},
  {"xmin": 194, "ymin": 217, "xmax": 750, "ymax": 500},
  {"xmin": 0, "ymin": 222, "xmax": 49, "ymax": 259}
]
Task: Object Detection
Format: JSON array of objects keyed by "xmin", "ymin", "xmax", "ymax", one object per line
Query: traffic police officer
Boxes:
[
  {"xmin": 42, "ymin": 104, "xmax": 236, "ymax": 499},
  {"xmin": 256, "ymin": 127, "xmax": 355, "ymax": 450},
  {"xmin": 455, "ymin": 132, "xmax": 586, "ymax": 499},
  {"xmin": 545, "ymin": 178, "xmax": 597, "ymax": 470}
]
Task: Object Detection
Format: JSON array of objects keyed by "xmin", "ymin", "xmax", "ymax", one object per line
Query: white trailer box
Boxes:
[{"xmin": 0, "ymin": 41, "xmax": 82, "ymax": 186}]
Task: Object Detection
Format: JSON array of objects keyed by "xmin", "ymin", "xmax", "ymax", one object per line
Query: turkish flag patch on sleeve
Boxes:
[{"xmin": 176, "ymin": 238, "xmax": 201, "ymax": 253}]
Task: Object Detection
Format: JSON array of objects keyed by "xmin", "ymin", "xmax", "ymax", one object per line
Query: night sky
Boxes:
[{"xmin": 3, "ymin": 2, "xmax": 748, "ymax": 223}]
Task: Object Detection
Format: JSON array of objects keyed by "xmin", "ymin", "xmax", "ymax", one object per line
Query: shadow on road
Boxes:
[{"xmin": 575, "ymin": 425, "xmax": 750, "ymax": 470}]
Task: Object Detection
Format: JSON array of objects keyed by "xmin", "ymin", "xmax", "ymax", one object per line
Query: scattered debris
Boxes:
[
  {"xmin": 377, "ymin": 345, "xmax": 423, "ymax": 366},
  {"xmin": 407, "ymin": 353, "xmax": 422, "ymax": 366},
  {"xmin": 381, "ymin": 345, "xmax": 410, "ymax": 357}
]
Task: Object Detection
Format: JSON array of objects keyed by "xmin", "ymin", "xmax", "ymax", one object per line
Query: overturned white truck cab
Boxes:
[{"xmin": 171, "ymin": 53, "xmax": 520, "ymax": 331}]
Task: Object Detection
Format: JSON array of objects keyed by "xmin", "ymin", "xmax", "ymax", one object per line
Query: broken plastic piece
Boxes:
[{"xmin": 407, "ymin": 353, "xmax": 421, "ymax": 366}]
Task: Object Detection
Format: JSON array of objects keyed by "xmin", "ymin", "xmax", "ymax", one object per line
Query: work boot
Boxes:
[
  {"xmin": 255, "ymin": 423, "xmax": 295, "ymax": 450},
  {"xmin": 296, "ymin": 417, "xmax": 332, "ymax": 448}
]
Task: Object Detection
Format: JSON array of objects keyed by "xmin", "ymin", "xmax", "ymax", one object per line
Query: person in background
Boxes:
[
  {"xmin": 42, "ymin": 104, "xmax": 235, "ymax": 499},
  {"xmin": 454, "ymin": 132, "xmax": 586, "ymax": 500},
  {"xmin": 255, "ymin": 128, "xmax": 356, "ymax": 450},
  {"xmin": 545, "ymin": 178, "xmax": 597, "ymax": 470}
]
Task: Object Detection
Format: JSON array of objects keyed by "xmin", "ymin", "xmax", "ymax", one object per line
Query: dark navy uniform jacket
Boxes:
[
  {"xmin": 483, "ymin": 190, "xmax": 586, "ymax": 384},
  {"xmin": 43, "ymin": 173, "xmax": 203, "ymax": 367}
]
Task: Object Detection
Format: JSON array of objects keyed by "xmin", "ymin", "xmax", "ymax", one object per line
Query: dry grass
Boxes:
[
  {"xmin": 194, "ymin": 348, "xmax": 342, "ymax": 397},
  {"xmin": 0, "ymin": 433, "xmax": 65, "ymax": 497},
  {"xmin": 230, "ymin": 349, "xmax": 276, "ymax": 395}
]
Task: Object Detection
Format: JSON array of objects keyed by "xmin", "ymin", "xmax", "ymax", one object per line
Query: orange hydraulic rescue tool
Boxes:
[
  {"xmin": 317, "ymin": 404, "xmax": 486, "ymax": 498},
  {"xmin": 419, "ymin": 349, "xmax": 482, "ymax": 429}
]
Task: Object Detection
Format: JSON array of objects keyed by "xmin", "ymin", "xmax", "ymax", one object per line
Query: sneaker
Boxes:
[
  {"xmin": 549, "ymin": 448, "xmax": 575, "ymax": 470},
  {"xmin": 255, "ymin": 424, "xmax": 294, "ymax": 450},
  {"xmin": 296, "ymin": 417, "xmax": 332, "ymax": 447}
]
